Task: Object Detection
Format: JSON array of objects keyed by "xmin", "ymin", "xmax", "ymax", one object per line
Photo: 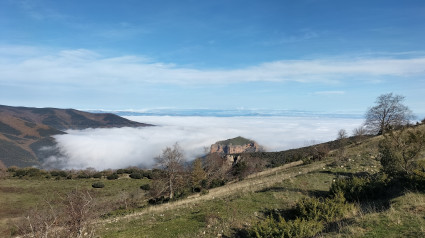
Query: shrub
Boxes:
[
  {"xmin": 379, "ymin": 127, "xmax": 425, "ymax": 177},
  {"xmin": 77, "ymin": 173, "xmax": 91, "ymax": 179},
  {"xmin": 140, "ymin": 184, "xmax": 151, "ymax": 190},
  {"xmin": 13, "ymin": 167, "xmax": 47, "ymax": 178},
  {"xmin": 250, "ymin": 216, "xmax": 323, "ymax": 238},
  {"xmin": 116, "ymin": 169, "xmax": 125, "ymax": 174},
  {"xmin": 7, "ymin": 166, "xmax": 18, "ymax": 172},
  {"xmin": 295, "ymin": 192, "xmax": 352, "ymax": 223},
  {"xmin": 130, "ymin": 172, "xmax": 143, "ymax": 179},
  {"xmin": 13, "ymin": 168, "xmax": 27, "ymax": 177},
  {"xmin": 330, "ymin": 174, "xmax": 389, "ymax": 202},
  {"xmin": 107, "ymin": 173, "xmax": 119, "ymax": 180},
  {"xmin": 209, "ymin": 178, "xmax": 226, "ymax": 188},
  {"xmin": 143, "ymin": 170, "xmax": 153, "ymax": 179},
  {"xmin": 148, "ymin": 196, "xmax": 170, "ymax": 205},
  {"xmin": 50, "ymin": 170, "xmax": 68, "ymax": 177},
  {"xmin": 92, "ymin": 182, "xmax": 105, "ymax": 188},
  {"xmin": 93, "ymin": 172, "xmax": 102, "ymax": 179}
]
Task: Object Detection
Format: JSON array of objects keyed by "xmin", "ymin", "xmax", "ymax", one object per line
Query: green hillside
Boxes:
[{"xmin": 1, "ymin": 124, "xmax": 425, "ymax": 237}]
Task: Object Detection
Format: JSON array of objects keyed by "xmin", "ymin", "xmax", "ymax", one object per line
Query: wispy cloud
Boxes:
[
  {"xmin": 271, "ymin": 29, "xmax": 321, "ymax": 44},
  {"xmin": 1, "ymin": 46, "xmax": 425, "ymax": 88},
  {"xmin": 14, "ymin": 0, "xmax": 69, "ymax": 21}
]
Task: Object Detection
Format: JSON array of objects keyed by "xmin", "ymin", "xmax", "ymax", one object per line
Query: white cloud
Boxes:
[
  {"xmin": 44, "ymin": 116, "xmax": 363, "ymax": 170},
  {"xmin": 1, "ymin": 47, "xmax": 425, "ymax": 87}
]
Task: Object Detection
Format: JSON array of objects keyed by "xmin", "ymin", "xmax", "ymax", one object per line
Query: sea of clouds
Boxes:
[{"xmin": 43, "ymin": 116, "xmax": 363, "ymax": 170}]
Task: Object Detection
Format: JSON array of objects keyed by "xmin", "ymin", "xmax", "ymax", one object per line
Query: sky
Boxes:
[
  {"xmin": 1, "ymin": 0, "xmax": 424, "ymax": 115},
  {"xmin": 45, "ymin": 116, "xmax": 363, "ymax": 170}
]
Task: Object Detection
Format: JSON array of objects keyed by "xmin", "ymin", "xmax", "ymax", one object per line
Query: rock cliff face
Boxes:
[{"xmin": 210, "ymin": 136, "xmax": 263, "ymax": 155}]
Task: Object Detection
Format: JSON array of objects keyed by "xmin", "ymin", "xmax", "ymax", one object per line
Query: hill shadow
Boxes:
[{"xmin": 257, "ymin": 186, "xmax": 329, "ymax": 198}]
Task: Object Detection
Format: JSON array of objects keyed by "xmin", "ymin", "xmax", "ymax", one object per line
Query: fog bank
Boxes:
[{"xmin": 44, "ymin": 116, "xmax": 363, "ymax": 170}]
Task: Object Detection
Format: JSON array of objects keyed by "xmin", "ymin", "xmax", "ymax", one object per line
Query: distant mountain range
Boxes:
[
  {"xmin": 88, "ymin": 108, "xmax": 365, "ymax": 118},
  {"xmin": 0, "ymin": 105, "xmax": 152, "ymax": 167}
]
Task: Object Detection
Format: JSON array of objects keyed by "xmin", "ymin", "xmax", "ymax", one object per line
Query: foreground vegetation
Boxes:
[{"xmin": 1, "ymin": 109, "xmax": 424, "ymax": 237}]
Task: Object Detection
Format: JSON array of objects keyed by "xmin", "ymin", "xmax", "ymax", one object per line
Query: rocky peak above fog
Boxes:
[{"xmin": 210, "ymin": 136, "xmax": 264, "ymax": 155}]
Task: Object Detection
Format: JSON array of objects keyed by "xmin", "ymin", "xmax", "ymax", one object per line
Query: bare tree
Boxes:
[
  {"xmin": 334, "ymin": 129, "xmax": 348, "ymax": 159},
  {"xmin": 63, "ymin": 189, "xmax": 97, "ymax": 237},
  {"xmin": 155, "ymin": 143, "xmax": 186, "ymax": 199},
  {"xmin": 337, "ymin": 129, "xmax": 348, "ymax": 140},
  {"xmin": 365, "ymin": 93, "xmax": 414, "ymax": 135},
  {"xmin": 204, "ymin": 152, "xmax": 227, "ymax": 182},
  {"xmin": 16, "ymin": 189, "xmax": 98, "ymax": 238},
  {"xmin": 352, "ymin": 126, "xmax": 367, "ymax": 137}
]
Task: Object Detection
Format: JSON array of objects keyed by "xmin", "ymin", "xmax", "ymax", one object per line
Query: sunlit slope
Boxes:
[{"xmin": 0, "ymin": 104, "xmax": 152, "ymax": 167}]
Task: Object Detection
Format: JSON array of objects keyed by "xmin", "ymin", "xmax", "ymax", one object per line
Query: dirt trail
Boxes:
[{"xmin": 104, "ymin": 160, "xmax": 327, "ymax": 224}]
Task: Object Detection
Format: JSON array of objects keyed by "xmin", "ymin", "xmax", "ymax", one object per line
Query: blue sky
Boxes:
[{"xmin": 1, "ymin": 0, "xmax": 424, "ymax": 115}]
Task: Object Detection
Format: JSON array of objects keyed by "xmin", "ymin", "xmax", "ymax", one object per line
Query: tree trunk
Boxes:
[{"xmin": 169, "ymin": 175, "xmax": 174, "ymax": 199}]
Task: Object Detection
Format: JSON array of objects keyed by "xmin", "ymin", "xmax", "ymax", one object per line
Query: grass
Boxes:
[
  {"xmin": 2, "ymin": 129, "xmax": 425, "ymax": 237},
  {"xmin": 0, "ymin": 149, "xmax": 381, "ymax": 237},
  {"xmin": 0, "ymin": 176, "xmax": 150, "ymax": 236},
  {"xmin": 215, "ymin": 136, "xmax": 253, "ymax": 146},
  {"xmin": 96, "ymin": 133, "xmax": 408, "ymax": 238},
  {"xmin": 322, "ymin": 192, "xmax": 425, "ymax": 237},
  {"xmin": 99, "ymin": 162, "xmax": 337, "ymax": 237}
]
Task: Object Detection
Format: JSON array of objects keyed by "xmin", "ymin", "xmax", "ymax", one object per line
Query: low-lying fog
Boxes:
[{"xmin": 44, "ymin": 116, "xmax": 363, "ymax": 170}]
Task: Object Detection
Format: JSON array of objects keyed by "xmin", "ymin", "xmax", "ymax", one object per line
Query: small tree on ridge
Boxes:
[{"xmin": 364, "ymin": 93, "xmax": 414, "ymax": 135}]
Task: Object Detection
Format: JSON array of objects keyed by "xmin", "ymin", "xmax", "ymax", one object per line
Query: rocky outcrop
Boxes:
[{"xmin": 210, "ymin": 136, "xmax": 263, "ymax": 155}]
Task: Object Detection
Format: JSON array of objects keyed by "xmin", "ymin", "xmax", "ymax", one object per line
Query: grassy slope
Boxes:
[
  {"xmin": 98, "ymin": 132, "xmax": 425, "ymax": 237},
  {"xmin": 2, "ymin": 127, "xmax": 425, "ymax": 237},
  {"xmin": 0, "ymin": 177, "xmax": 150, "ymax": 236}
]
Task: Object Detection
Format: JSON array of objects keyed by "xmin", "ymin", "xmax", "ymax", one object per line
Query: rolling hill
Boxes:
[{"xmin": 0, "ymin": 105, "xmax": 152, "ymax": 167}]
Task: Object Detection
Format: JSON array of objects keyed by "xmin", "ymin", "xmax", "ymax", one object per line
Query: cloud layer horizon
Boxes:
[{"xmin": 43, "ymin": 116, "xmax": 363, "ymax": 170}]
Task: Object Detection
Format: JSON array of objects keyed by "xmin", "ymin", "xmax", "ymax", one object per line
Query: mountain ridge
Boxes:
[{"xmin": 0, "ymin": 104, "xmax": 152, "ymax": 167}]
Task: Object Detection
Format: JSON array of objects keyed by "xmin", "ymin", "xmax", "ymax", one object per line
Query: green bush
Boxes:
[
  {"xmin": 130, "ymin": 172, "xmax": 143, "ymax": 179},
  {"xmin": 249, "ymin": 192, "xmax": 352, "ymax": 237},
  {"xmin": 379, "ymin": 128, "xmax": 425, "ymax": 177},
  {"xmin": 93, "ymin": 172, "xmax": 102, "ymax": 178},
  {"xmin": 116, "ymin": 169, "xmax": 125, "ymax": 174},
  {"xmin": 209, "ymin": 178, "xmax": 226, "ymax": 188},
  {"xmin": 92, "ymin": 182, "xmax": 105, "ymax": 188},
  {"xmin": 13, "ymin": 168, "xmax": 27, "ymax": 177},
  {"xmin": 77, "ymin": 173, "xmax": 91, "ymax": 179},
  {"xmin": 143, "ymin": 170, "xmax": 153, "ymax": 179},
  {"xmin": 107, "ymin": 173, "xmax": 119, "ymax": 180},
  {"xmin": 330, "ymin": 174, "xmax": 389, "ymax": 202},
  {"xmin": 148, "ymin": 196, "xmax": 170, "ymax": 205},
  {"xmin": 140, "ymin": 184, "xmax": 151, "ymax": 190},
  {"xmin": 295, "ymin": 192, "xmax": 352, "ymax": 223},
  {"xmin": 13, "ymin": 167, "xmax": 47, "ymax": 178},
  {"xmin": 250, "ymin": 216, "xmax": 323, "ymax": 238},
  {"xmin": 50, "ymin": 170, "xmax": 68, "ymax": 177},
  {"xmin": 7, "ymin": 166, "xmax": 18, "ymax": 172}
]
